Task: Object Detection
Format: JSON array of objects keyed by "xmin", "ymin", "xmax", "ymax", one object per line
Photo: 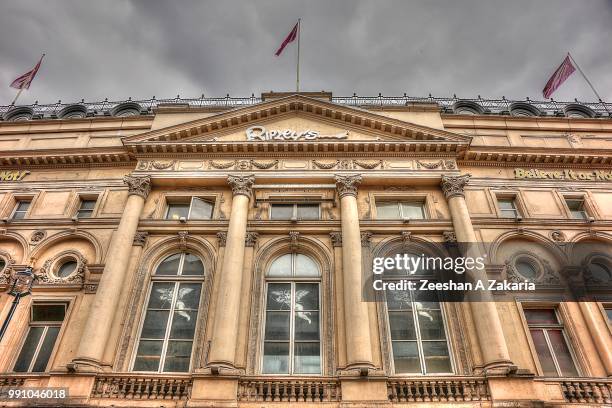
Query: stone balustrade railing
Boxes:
[
  {"xmin": 387, "ymin": 377, "xmax": 490, "ymax": 402},
  {"xmin": 561, "ymin": 379, "xmax": 611, "ymax": 404},
  {"xmin": 237, "ymin": 377, "xmax": 341, "ymax": 402},
  {"xmin": 91, "ymin": 374, "xmax": 192, "ymax": 400}
]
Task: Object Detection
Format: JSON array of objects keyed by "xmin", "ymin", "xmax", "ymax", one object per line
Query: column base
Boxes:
[
  {"xmin": 201, "ymin": 362, "xmax": 244, "ymax": 376},
  {"xmin": 338, "ymin": 362, "xmax": 383, "ymax": 377},
  {"xmin": 66, "ymin": 357, "xmax": 103, "ymax": 373},
  {"xmin": 483, "ymin": 360, "xmax": 518, "ymax": 377}
]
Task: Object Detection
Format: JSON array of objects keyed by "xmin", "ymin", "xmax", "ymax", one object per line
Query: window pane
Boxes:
[
  {"xmin": 294, "ymin": 342, "xmax": 321, "ymax": 374},
  {"xmin": 181, "ymin": 254, "xmax": 204, "ymax": 276},
  {"xmin": 377, "ymin": 202, "xmax": 400, "ymax": 219},
  {"xmin": 13, "ymin": 327, "xmax": 44, "ymax": 372},
  {"xmin": 590, "ymin": 262, "xmax": 611, "ymax": 281},
  {"xmin": 169, "ymin": 310, "xmax": 198, "ymax": 339},
  {"xmin": 57, "ymin": 261, "xmax": 77, "ymax": 278},
  {"xmin": 606, "ymin": 308, "xmax": 612, "ymax": 323},
  {"xmin": 400, "ymin": 202, "xmax": 425, "ymax": 219},
  {"xmin": 417, "ymin": 310, "xmax": 447, "ymax": 340},
  {"xmin": 166, "ymin": 203, "xmax": 190, "ymax": 220},
  {"xmin": 530, "ymin": 329, "xmax": 557, "ymax": 376},
  {"xmin": 176, "ymin": 283, "xmax": 201, "ymax": 309},
  {"xmin": 516, "ymin": 260, "xmax": 538, "ymax": 279},
  {"xmin": 147, "ymin": 282, "xmax": 175, "ymax": 309},
  {"xmin": 295, "ymin": 311, "xmax": 319, "ymax": 341},
  {"xmin": 524, "ymin": 309, "xmax": 558, "ymax": 325},
  {"xmin": 388, "ymin": 311, "xmax": 417, "ymax": 340},
  {"xmin": 264, "ymin": 311, "xmax": 290, "ymax": 340},
  {"xmin": 566, "ymin": 199, "xmax": 587, "ymax": 220},
  {"xmin": 547, "ymin": 330, "xmax": 578, "ymax": 377},
  {"xmin": 386, "ymin": 291, "xmax": 412, "ymax": 310},
  {"xmin": 133, "ymin": 340, "xmax": 163, "ymax": 371},
  {"xmin": 163, "ymin": 341, "xmax": 193, "ymax": 372},
  {"xmin": 0, "ymin": 258, "xmax": 5, "ymax": 271},
  {"xmin": 295, "ymin": 283, "xmax": 318, "ymax": 310},
  {"xmin": 79, "ymin": 200, "xmax": 96, "ymax": 210},
  {"xmin": 190, "ymin": 198, "xmax": 213, "ymax": 220},
  {"xmin": 32, "ymin": 304, "xmax": 65, "ymax": 322},
  {"xmin": 16, "ymin": 201, "xmax": 30, "ymax": 212},
  {"xmin": 294, "ymin": 254, "xmax": 319, "ymax": 277},
  {"xmin": 140, "ymin": 310, "xmax": 170, "ymax": 339},
  {"xmin": 266, "ymin": 283, "xmax": 291, "ymax": 310},
  {"xmin": 268, "ymin": 254, "xmax": 292, "ymax": 277},
  {"xmin": 31, "ymin": 327, "xmax": 60, "ymax": 372},
  {"xmin": 296, "ymin": 204, "xmax": 319, "ymax": 220},
  {"xmin": 392, "ymin": 341, "xmax": 420, "ymax": 373},
  {"xmin": 263, "ymin": 342, "xmax": 289, "ymax": 374},
  {"xmin": 156, "ymin": 254, "xmax": 181, "ymax": 275},
  {"xmin": 422, "ymin": 341, "xmax": 451, "ymax": 373},
  {"xmin": 270, "ymin": 204, "xmax": 294, "ymax": 220}
]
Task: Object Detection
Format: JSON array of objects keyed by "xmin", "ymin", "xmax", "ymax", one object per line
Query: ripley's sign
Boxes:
[
  {"xmin": 514, "ymin": 168, "xmax": 612, "ymax": 181},
  {"xmin": 246, "ymin": 126, "xmax": 348, "ymax": 142},
  {"xmin": 0, "ymin": 170, "xmax": 29, "ymax": 182}
]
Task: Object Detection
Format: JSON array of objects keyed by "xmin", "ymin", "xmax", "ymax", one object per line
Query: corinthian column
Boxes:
[
  {"xmin": 441, "ymin": 175, "xmax": 513, "ymax": 372},
  {"xmin": 207, "ymin": 175, "xmax": 254, "ymax": 371},
  {"xmin": 72, "ymin": 175, "xmax": 151, "ymax": 370},
  {"xmin": 335, "ymin": 174, "xmax": 374, "ymax": 371}
]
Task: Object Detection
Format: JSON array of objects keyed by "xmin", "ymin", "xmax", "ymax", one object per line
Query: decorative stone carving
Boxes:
[
  {"xmin": 401, "ymin": 231, "xmax": 412, "ymax": 246},
  {"xmin": 289, "ymin": 231, "xmax": 300, "ymax": 250},
  {"xmin": 361, "ymin": 231, "xmax": 373, "ymax": 248},
  {"xmin": 36, "ymin": 251, "xmax": 87, "ymax": 285},
  {"xmin": 250, "ymin": 160, "xmax": 278, "ymax": 170},
  {"xmin": 0, "ymin": 250, "xmax": 15, "ymax": 286},
  {"xmin": 353, "ymin": 160, "xmax": 382, "ymax": 170},
  {"xmin": 417, "ymin": 160, "xmax": 443, "ymax": 169},
  {"xmin": 133, "ymin": 231, "xmax": 148, "ymax": 246},
  {"xmin": 245, "ymin": 232, "xmax": 259, "ymax": 247},
  {"xmin": 178, "ymin": 231, "xmax": 188, "ymax": 250},
  {"xmin": 330, "ymin": 232, "xmax": 342, "ymax": 247},
  {"xmin": 151, "ymin": 160, "xmax": 175, "ymax": 170},
  {"xmin": 444, "ymin": 160, "xmax": 457, "ymax": 170},
  {"xmin": 210, "ymin": 160, "xmax": 236, "ymax": 169},
  {"xmin": 83, "ymin": 283, "xmax": 98, "ymax": 293},
  {"xmin": 505, "ymin": 252, "xmax": 560, "ymax": 285},
  {"xmin": 440, "ymin": 174, "xmax": 471, "ymax": 199},
  {"xmin": 216, "ymin": 231, "xmax": 227, "ymax": 247},
  {"xmin": 550, "ymin": 230, "xmax": 566, "ymax": 242},
  {"xmin": 312, "ymin": 160, "xmax": 339, "ymax": 170},
  {"xmin": 443, "ymin": 231, "xmax": 457, "ymax": 243},
  {"xmin": 227, "ymin": 174, "xmax": 255, "ymax": 197},
  {"xmin": 29, "ymin": 230, "xmax": 46, "ymax": 245},
  {"xmin": 123, "ymin": 175, "xmax": 152, "ymax": 199},
  {"xmin": 335, "ymin": 174, "xmax": 362, "ymax": 198}
]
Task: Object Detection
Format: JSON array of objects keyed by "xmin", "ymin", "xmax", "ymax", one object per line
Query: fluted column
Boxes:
[
  {"xmin": 335, "ymin": 174, "xmax": 374, "ymax": 371},
  {"xmin": 72, "ymin": 175, "xmax": 151, "ymax": 370},
  {"xmin": 441, "ymin": 175, "xmax": 513, "ymax": 372},
  {"xmin": 207, "ymin": 174, "xmax": 254, "ymax": 370}
]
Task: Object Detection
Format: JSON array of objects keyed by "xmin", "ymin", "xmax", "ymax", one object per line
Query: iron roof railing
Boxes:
[{"xmin": 0, "ymin": 94, "xmax": 611, "ymax": 120}]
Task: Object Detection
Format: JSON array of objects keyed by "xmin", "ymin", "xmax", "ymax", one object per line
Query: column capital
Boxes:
[
  {"xmin": 335, "ymin": 174, "xmax": 362, "ymax": 198},
  {"xmin": 216, "ymin": 231, "xmax": 227, "ymax": 247},
  {"xmin": 440, "ymin": 174, "xmax": 471, "ymax": 199},
  {"xmin": 124, "ymin": 175, "xmax": 152, "ymax": 199},
  {"xmin": 245, "ymin": 231, "xmax": 259, "ymax": 247},
  {"xmin": 133, "ymin": 231, "xmax": 148, "ymax": 247},
  {"xmin": 330, "ymin": 232, "xmax": 342, "ymax": 247},
  {"xmin": 227, "ymin": 174, "xmax": 255, "ymax": 197}
]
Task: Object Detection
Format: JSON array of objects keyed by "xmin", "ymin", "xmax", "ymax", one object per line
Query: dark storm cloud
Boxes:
[{"xmin": 0, "ymin": 0, "xmax": 610, "ymax": 106}]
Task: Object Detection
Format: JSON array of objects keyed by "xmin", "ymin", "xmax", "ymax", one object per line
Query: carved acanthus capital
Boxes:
[
  {"xmin": 443, "ymin": 231, "xmax": 457, "ymax": 243},
  {"xmin": 335, "ymin": 174, "xmax": 362, "ymax": 198},
  {"xmin": 227, "ymin": 174, "xmax": 255, "ymax": 197},
  {"xmin": 361, "ymin": 231, "xmax": 373, "ymax": 248},
  {"xmin": 124, "ymin": 175, "xmax": 152, "ymax": 199},
  {"xmin": 245, "ymin": 231, "xmax": 259, "ymax": 247},
  {"xmin": 440, "ymin": 174, "xmax": 471, "ymax": 199},
  {"xmin": 330, "ymin": 232, "xmax": 342, "ymax": 247},
  {"xmin": 216, "ymin": 231, "xmax": 227, "ymax": 247},
  {"xmin": 133, "ymin": 231, "xmax": 148, "ymax": 247}
]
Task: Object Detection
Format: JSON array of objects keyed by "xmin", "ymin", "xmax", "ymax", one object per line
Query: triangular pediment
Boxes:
[{"xmin": 123, "ymin": 95, "xmax": 471, "ymax": 149}]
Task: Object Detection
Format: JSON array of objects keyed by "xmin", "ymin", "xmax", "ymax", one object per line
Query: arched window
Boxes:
[
  {"xmin": 132, "ymin": 252, "xmax": 204, "ymax": 373},
  {"xmin": 262, "ymin": 253, "xmax": 321, "ymax": 375},
  {"xmin": 383, "ymin": 252, "xmax": 453, "ymax": 374}
]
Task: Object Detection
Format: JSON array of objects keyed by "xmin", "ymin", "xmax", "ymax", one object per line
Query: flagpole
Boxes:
[
  {"xmin": 296, "ymin": 18, "xmax": 301, "ymax": 92},
  {"xmin": 10, "ymin": 88, "xmax": 24, "ymax": 106},
  {"xmin": 567, "ymin": 52, "xmax": 611, "ymax": 115}
]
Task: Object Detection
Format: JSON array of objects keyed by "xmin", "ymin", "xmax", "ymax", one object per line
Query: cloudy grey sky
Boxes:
[{"xmin": 1, "ymin": 0, "xmax": 611, "ymax": 106}]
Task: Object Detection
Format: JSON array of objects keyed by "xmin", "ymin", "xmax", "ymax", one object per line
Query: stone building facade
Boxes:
[{"xmin": 0, "ymin": 92, "xmax": 610, "ymax": 406}]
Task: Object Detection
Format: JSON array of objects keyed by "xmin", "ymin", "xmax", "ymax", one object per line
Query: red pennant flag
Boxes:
[
  {"xmin": 10, "ymin": 55, "xmax": 44, "ymax": 90},
  {"xmin": 543, "ymin": 54, "xmax": 576, "ymax": 99},
  {"xmin": 275, "ymin": 22, "xmax": 299, "ymax": 56}
]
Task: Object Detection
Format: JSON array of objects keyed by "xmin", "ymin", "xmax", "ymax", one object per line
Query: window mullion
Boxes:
[
  {"xmin": 160, "ymin": 282, "xmax": 179, "ymax": 372},
  {"xmin": 542, "ymin": 329, "xmax": 562, "ymax": 376},
  {"xmin": 412, "ymin": 302, "xmax": 427, "ymax": 374},
  {"xmin": 187, "ymin": 197, "xmax": 195, "ymax": 219},
  {"xmin": 289, "ymin": 281, "xmax": 296, "ymax": 375},
  {"xmin": 28, "ymin": 326, "xmax": 49, "ymax": 372}
]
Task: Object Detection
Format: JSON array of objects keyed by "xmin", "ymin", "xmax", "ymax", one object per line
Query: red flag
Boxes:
[
  {"xmin": 10, "ymin": 55, "xmax": 44, "ymax": 90},
  {"xmin": 275, "ymin": 22, "xmax": 299, "ymax": 56},
  {"xmin": 543, "ymin": 54, "xmax": 576, "ymax": 99}
]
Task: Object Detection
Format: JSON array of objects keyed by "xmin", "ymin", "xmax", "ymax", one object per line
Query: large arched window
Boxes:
[
  {"xmin": 262, "ymin": 253, "xmax": 321, "ymax": 375},
  {"xmin": 132, "ymin": 252, "xmax": 204, "ymax": 373},
  {"xmin": 383, "ymin": 252, "xmax": 453, "ymax": 374}
]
